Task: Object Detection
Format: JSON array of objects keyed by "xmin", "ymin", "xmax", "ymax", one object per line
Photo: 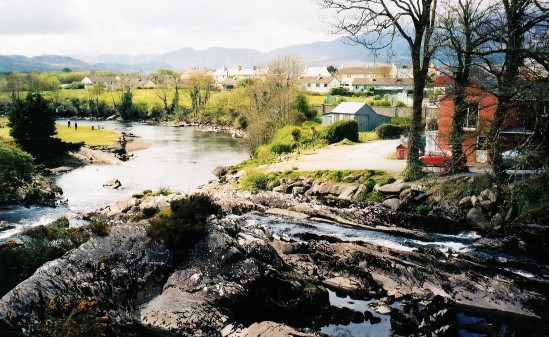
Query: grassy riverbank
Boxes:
[{"xmin": 0, "ymin": 117, "xmax": 118, "ymax": 147}]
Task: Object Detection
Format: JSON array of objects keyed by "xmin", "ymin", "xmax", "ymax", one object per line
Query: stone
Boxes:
[
  {"xmin": 399, "ymin": 189, "xmax": 413, "ymax": 200},
  {"xmin": 383, "ymin": 198, "xmax": 401, "ymax": 211},
  {"xmin": 369, "ymin": 301, "xmax": 392, "ymax": 315},
  {"xmin": 212, "ymin": 166, "xmax": 228, "ymax": 178},
  {"xmin": 505, "ymin": 204, "xmax": 519, "ymax": 223},
  {"xmin": 459, "ymin": 196, "xmax": 473, "ymax": 208},
  {"xmin": 103, "ymin": 178, "xmax": 122, "ymax": 189},
  {"xmin": 292, "ymin": 186, "xmax": 308, "ymax": 196},
  {"xmin": 272, "ymin": 185, "xmax": 285, "ymax": 193},
  {"xmin": 480, "ymin": 200, "xmax": 495, "ymax": 211},
  {"xmin": 466, "ymin": 207, "xmax": 486, "ymax": 228},
  {"xmin": 338, "ymin": 185, "xmax": 358, "ymax": 200},
  {"xmin": 491, "ymin": 213, "xmax": 504, "ymax": 228},
  {"xmin": 233, "ymin": 321, "xmax": 318, "ymax": 337},
  {"xmin": 375, "ymin": 180, "xmax": 404, "ymax": 194}
]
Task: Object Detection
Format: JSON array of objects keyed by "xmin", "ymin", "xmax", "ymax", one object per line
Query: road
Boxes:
[{"xmin": 263, "ymin": 139, "xmax": 407, "ymax": 175}]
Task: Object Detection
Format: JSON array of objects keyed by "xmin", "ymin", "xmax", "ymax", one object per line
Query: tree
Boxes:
[
  {"xmin": 481, "ymin": 0, "xmax": 549, "ymax": 177},
  {"xmin": 8, "ymin": 92, "xmax": 57, "ymax": 159},
  {"xmin": 185, "ymin": 74, "xmax": 213, "ymax": 119},
  {"xmin": 327, "ymin": 65, "xmax": 338, "ymax": 75},
  {"xmin": 114, "ymin": 89, "xmax": 134, "ymax": 120},
  {"xmin": 437, "ymin": 0, "xmax": 496, "ymax": 172},
  {"xmin": 243, "ymin": 55, "xmax": 304, "ymax": 154},
  {"xmin": 319, "ymin": 0, "xmax": 439, "ymax": 180}
]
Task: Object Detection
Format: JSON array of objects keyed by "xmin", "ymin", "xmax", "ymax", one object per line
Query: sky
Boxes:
[{"xmin": 0, "ymin": 0, "xmax": 337, "ymax": 57}]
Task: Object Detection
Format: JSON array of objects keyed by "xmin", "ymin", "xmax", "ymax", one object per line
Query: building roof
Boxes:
[
  {"xmin": 214, "ymin": 67, "xmax": 257, "ymax": 77},
  {"xmin": 330, "ymin": 102, "xmax": 370, "ymax": 114},
  {"xmin": 352, "ymin": 77, "xmax": 413, "ymax": 86},
  {"xmin": 434, "ymin": 74, "xmax": 453, "ymax": 88},
  {"xmin": 181, "ymin": 68, "xmax": 213, "ymax": 79},
  {"xmin": 338, "ymin": 65, "xmax": 394, "ymax": 76},
  {"xmin": 301, "ymin": 66, "xmax": 331, "ymax": 77},
  {"xmin": 298, "ymin": 76, "xmax": 337, "ymax": 84}
]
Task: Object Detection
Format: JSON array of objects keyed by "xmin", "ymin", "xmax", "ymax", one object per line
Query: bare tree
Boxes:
[
  {"xmin": 318, "ymin": 0, "xmax": 439, "ymax": 180},
  {"xmin": 436, "ymin": 0, "xmax": 496, "ymax": 172},
  {"xmin": 243, "ymin": 55, "xmax": 304, "ymax": 155},
  {"xmin": 480, "ymin": 0, "xmax": 549, "ymax": 177}
]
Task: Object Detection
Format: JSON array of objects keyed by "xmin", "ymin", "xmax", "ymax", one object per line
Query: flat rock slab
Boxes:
[
  {"xmin": 322, "ymin": 276, "xmax": 363, "ymax": 292},
  {"xmin": 227, "ymin": 321, "xmax": 318, "ymax": 337},
  {"xmin": 375, "ymin": 179, "xmax": 404, "ymax": 194},
  {"xmin": 265, "ymin": 208, "xmax": 310, "ymax": 221}
]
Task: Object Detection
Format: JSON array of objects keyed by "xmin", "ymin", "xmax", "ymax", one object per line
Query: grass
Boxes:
[
  {"xmin": 55, "ymin": 124, "xmax": 118, "ymax": 146},
  {"xmin": 359, "ymin": 131, "xmax": 378, "ymax": 142},
  {"xmin": 0, "ymin": 118, "xmax": 118, "ymax": 146},
  {"xmin": 0, "ymin": 88, "xmax": 221, "ymax": 109}
]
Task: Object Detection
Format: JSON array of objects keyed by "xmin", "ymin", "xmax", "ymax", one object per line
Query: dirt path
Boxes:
[{"xmin": 263, "ymin": 139, "xmax": 407, "ymax": 175}]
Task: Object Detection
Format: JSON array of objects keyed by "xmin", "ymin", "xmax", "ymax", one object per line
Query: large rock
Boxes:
[
  {"xmin": 375, "ymin": 180, "xmax": 404, "ymax": 194},
  {"xmin": 103, "ymin": 178, "xmax": 122, "ymax": 189},
  {"xmin": 466, "ymin": 207, "xmax": 486, "ymax": 228},
  {"xmin": 139, "ymin": 221, "xmax": 329, "ymax": 335},
  {"xmin": 227, "ymin": 321, "xmax": 319, "ymax": 337},
  {"xmin": 0, "ymin": 226, "xmax": 173, "ymax": 336}
]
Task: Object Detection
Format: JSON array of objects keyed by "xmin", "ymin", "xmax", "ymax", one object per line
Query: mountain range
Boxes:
[{"xmin": 0, "ymin": 37, "xmax": 411, "ymax": 73}]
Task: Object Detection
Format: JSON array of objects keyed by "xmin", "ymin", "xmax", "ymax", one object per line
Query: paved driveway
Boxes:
[{"xmin": 264, "ymin": 139, "xmax": 407, "ymax": 175}]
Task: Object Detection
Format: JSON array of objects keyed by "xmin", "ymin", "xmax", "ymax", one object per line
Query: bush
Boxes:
[
  {"xmin": 270, "ymin": 143, "xmax": 294, "ymax": 155},
  {"xmin": 375, "ymin": 123, "xmax": 408, "ymax": 139},
  {"xmin": 321, "ymin": 119, "xmax": 359, "ymax": 144},
  {"xmin": 329, "ymin": 87, "xmax": 352, "ymax": 96},
  {"xmin": 146, "ymin": 194, "xmax": 220, "ymax": 249},
  {"xmin": 89, "ymin": 220, "xmax": 110, "ymax": 237},
  {"xmin": 240, "ymin": 170, "xmax": 269, "ymax": 191},
  {"xmin": 0, "ymin": 142, "xmax": 35, "ymax": 204}
]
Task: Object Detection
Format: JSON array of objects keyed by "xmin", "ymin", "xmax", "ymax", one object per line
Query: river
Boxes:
[{"xmin": 0, "ymin": 120, "xmax": 249, "ymax": 239}]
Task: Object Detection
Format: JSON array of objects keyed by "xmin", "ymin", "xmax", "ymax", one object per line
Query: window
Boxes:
[
  {"xmin": 307, "ymin": 83, "xmax": 311, "ymax": 87},
  {"xmin": 316, "ymin": 83, "xmax": 320, "ymax": 87},
  {"xmin": 463, "ymin": 104, "xmax": 479, "ymax": 130},
  {"xmin": 324, "ymin": 83, "xmax": 328, "ymax": 87}
]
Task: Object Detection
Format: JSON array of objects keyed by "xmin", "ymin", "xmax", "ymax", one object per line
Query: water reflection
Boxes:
[{"xmin": 0, "ymin": 120, "xmax": 248, "ymax": 237}]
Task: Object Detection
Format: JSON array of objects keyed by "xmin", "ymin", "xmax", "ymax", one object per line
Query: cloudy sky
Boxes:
[{"xmin": 0, "ymin": 0, "xmax": 337, "ymax": 57}]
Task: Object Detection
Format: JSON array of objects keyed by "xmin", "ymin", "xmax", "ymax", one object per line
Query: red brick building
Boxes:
[{"xmin": 437, "ymin": 85, "xmax": 540, "ymax": 164}]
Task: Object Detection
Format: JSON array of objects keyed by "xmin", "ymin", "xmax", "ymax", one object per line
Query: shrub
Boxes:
[
  {"xmin": 329, "ymin": 87, "xmax": 352, "ymax": 96},
  {"xmin": 270, "ymin": 143, "xmax": 294, "ymax": 155},
  {"xmin": 321, "ymin": 119, "xmax": 359, "ymax": 144},
  {"xmin": 237, "ymin": 115, "xmax": 248, "ymax": 129},
  {"xmin": 240, "ymin": 170, "xmax": 269, "ymax": 191},
  {"xmin": 146, "ymin": 194, "xmax": 220, "ymax": 248},
  {"xmin": 375, "ymin": 123, "xmax": 407, "ymax": 139},
  {"xmin": 89, "ymin": 220, "xmax": 110, "ymax": 237},
  {"xmin": 0, "ymin": 142, "xmax": 35, "ymax": 204}
]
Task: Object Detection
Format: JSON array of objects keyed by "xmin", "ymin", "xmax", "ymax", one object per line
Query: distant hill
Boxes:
[{"xmin": 0, "ymin": 37, "xmax": 411, "ymax": 73}]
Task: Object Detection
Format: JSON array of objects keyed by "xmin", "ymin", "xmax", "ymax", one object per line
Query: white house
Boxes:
[
  {"xmin": 213, "ymin": 66, "xmax": 259, "ymax": 88},
  {"xmin": 337, "ymin": 64, "xmax": 397, "ymax": 90},
  {"xmin": 298, "ymin": 76, "xmax": 340, "ymax": 94},
  {"xmin": 301, "ymin": 66, "xmax": 331, "ymax": 77}
]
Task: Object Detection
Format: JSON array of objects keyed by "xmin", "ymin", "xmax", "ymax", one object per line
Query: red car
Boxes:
[{"xmin": 419, "ymin": 151, "xmax": 465, "ymax": 166}]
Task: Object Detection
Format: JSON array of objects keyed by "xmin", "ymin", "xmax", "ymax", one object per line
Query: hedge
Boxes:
[{"xmin": 321, "ymin": 119, "xmax": 359, "ymax": 144}]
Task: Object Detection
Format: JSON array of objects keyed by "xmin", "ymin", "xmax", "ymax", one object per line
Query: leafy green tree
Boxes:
[
  {"xmin": 0, "ymin": 142, "xmax": 35, "ymax": 204},
  {"xmin": 9, "ymin": 92, "xmax": 56, "ymax": 142},
  {"xmin": 327, "ymin": 65, "xmax": 338, "ymax": 75},
  {"xmin": 114, "ymin": 89, "xmax": 134, "ymax": 120}
]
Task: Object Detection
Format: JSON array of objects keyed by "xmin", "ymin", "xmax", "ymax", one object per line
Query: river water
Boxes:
[{"xmin": 0, "ymin": 120, "xmax": 249, "ymax": 238}]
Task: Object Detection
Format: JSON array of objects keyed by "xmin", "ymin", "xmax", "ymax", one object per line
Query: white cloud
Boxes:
[{"xmin": 0, "ymin": 0, "xmax": 336, "ymax": 56}]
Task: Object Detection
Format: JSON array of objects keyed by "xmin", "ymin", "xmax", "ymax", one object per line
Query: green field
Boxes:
[
  {"xmin": 55, "ymin": 124, "xmax": 118, "ymax": 146},
  {"xmin": 0, "ymin": 117, "xmax": 118, "ymax": 146}
]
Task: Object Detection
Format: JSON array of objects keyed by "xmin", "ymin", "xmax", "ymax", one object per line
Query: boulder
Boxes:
[
  {"xmin": 383, "ymin": 198, "xmax": 401, "ymax": 211},
  {"xmin": 103, "ymin": 178, "xmax": 122, "ymax": 189},
  {"xmin": 229, "ymin": 321, "xmax": 319, "ymax": 337},
  {"xmin": 212, "ymin": 166, "xmax": 228, "ymax": 178},
  {"xmin": 459, "ymin": 196, "xmax": 473, "ymax": 208},
  {"xmin": 466, "ymin": 207, "xmax": 486, "ymax": 228},
  {"xmin": 399, "ymin": 189, "xmax": 413, "ymax": 200},
  {"xmin": 338, "ymin": 185, "xmax": 358, "ymax": 200},
  {"xmin": 375, "ymin": 180, "xmax": 404, "ymax": 194}
]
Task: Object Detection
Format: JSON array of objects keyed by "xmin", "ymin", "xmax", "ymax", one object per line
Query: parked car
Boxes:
[
  {"xmin": 419, "ymin": 151, "xmax": 466, "ymax": 166},
  {"xmin": 501, "ymin": 149, "xmax": 542, "ymax": 170}
]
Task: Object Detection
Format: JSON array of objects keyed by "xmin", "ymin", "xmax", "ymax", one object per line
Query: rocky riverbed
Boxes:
[{"xmin": 0, "ymin": 169, "xmax": 548, "ymax": 336}]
